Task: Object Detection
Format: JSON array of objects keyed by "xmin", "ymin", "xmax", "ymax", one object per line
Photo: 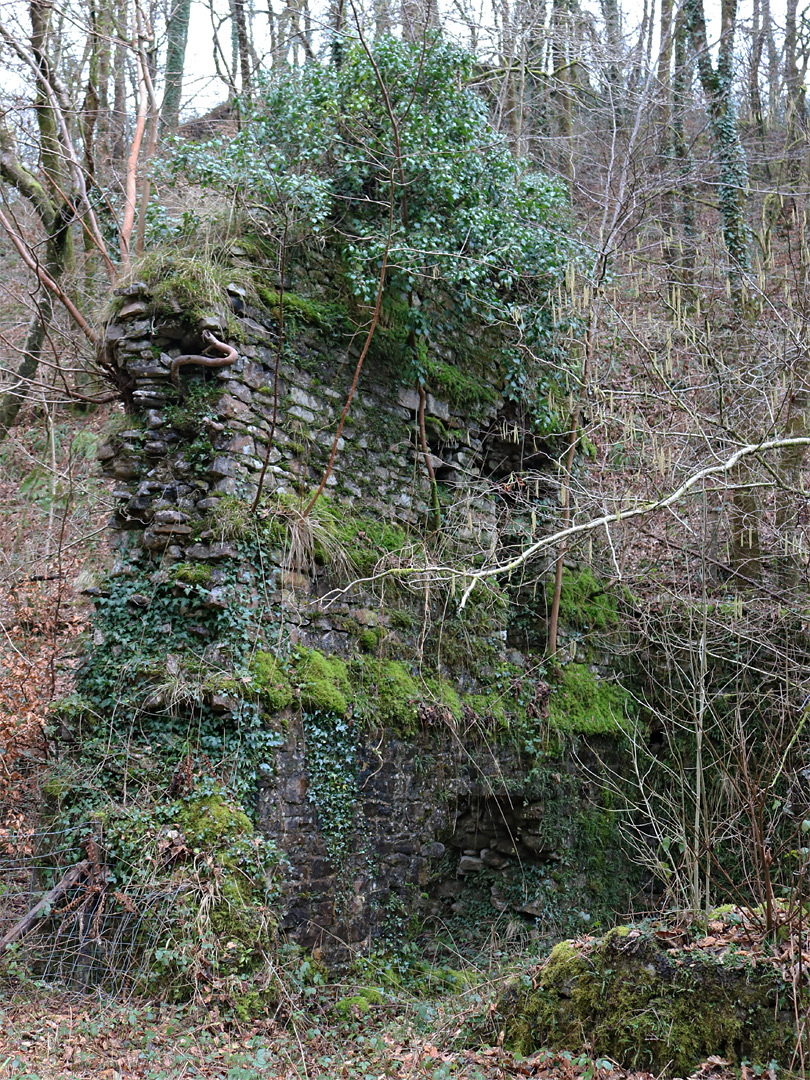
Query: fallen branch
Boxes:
[
  {"xmin": 0, "ymin": 859, "xmax": 89, "ymax": 955},
  {"xmin": 320, "ymin": 436, "xmax": 810, "ymax": 611},
  {"xmin": 456, "ymin": 436, "xmax": 810, "ymax": 609}
]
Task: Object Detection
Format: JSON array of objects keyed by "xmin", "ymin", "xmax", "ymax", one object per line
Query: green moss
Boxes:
[
  {"xmin": 389, "ymin": 609, "xmax": 418, "ymax": 630},
  {"xmin": 255, "ymin": 287, "xmax": 345, "ymax": 331},
  {"xmin": 334, "ymin": 988, "xmax": 385, "ymax": 1017},
  {"xmin": 604, "ymin": 923, "xmax": 632, "ymax": 941},
  {"xmin": 421, "ymin": 355, "xmax": 497, "ymax": 411},
  {"xmin": 464, "ymin": 689, "xmax": 510, "ymax": 727},
  {"xmin": 543, "ymin": 941, "xmax": 581, "ymax": 982},
  {"xmin": 557, "ymin": 567, "xmax": 619, "ymax": 632},
  {"xmin": 328, "ymin": 511, "xmax": 412, "ymax": 575},
  {"xmin": 293, "ymin": 646, "xmax": 351, "ymax": 716},
  {"xmin": 259, "ymin": 492, "xmax": 416, "ymax": 577},
  {"xmin": 250, "ymin": 651, "xmax": 294, "ymax": 713},
  {"xmin": 358, "ymin": 627, "xmax": 381, "ymax": 653},
  {"xmin": 424, "ymin": 677, "xmax": 464, "ymax": 721},
  {"xmin": 180, "ymin": 794, "xmax": 253, "ymax": 847},
  {"xmin": 174, "ymin": 562, "xmax": 212, "ymax": 587},
  {"xmin": 548, "ymin": 663, "xmax": 630, "ymax": 736},
  {"xmin": 501, "ymin": 927, "xmax": 795, "ymax": 1074},
  {"xmin": 356, "ymin": 658, "xmax": 420, "ymax": 734}
]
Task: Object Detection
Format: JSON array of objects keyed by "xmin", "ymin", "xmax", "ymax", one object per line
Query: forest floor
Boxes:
[{"xmin": 0, "ymin": 979, "xmax": 744, "ymax": 1080}]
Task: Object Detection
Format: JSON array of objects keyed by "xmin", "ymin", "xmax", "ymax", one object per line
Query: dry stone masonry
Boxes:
[{"xmin": 89, "ymin": 259, "xmax": 635, "ymax": 958}]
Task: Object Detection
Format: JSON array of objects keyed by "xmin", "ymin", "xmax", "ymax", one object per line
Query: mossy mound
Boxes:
[
  {"xmin": 499, "ymin": 926, "xmax": 795, "ymax": 1074},
  {"xmin": 251, "ymin": 650, "xmax": 295, "ymax": 713}
]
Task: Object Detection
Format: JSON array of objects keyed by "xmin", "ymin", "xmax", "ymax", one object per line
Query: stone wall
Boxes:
[{"xmin": 90, "ymin": 261, "xmax": 635, "ymax": 959}]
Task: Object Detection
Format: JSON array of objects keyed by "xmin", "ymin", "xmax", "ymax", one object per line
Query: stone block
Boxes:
[
  {"xmin": 481, "ymin": 847, "xmax": 509, "ymax": 869},
  {"xmin": 426, "ymin": 394, "xmax": 450, "ymax": 420},
  {"xmin": 289, "ymin": 386, "xmax": 320, "ymax": 410},
  {"xmin": 224, "ymin": 380, "xmax": 254, "ymax": 404},
  {"xmin": 227, "ymin": 433, "xmax": 256, "ymax": 456},
  {"xmin": 132, "ymin": 390, "xmax": 167, "ymax": 409},
  {"xmin": 217, "ymin": 394, "xmax": 255, "ymax": 423},
  {"xmin": 241, "ymin": 362, "xmax": 267, "ymax": 389},
  {"xmin": 208, "ymin": 456, "xmax": 237, "ymax": 478},
  {"xmin": 184, "ymin": 543, "xmax": 211, "ymax": 559},
  {"xmin": 118, "ymin": 299, "xmax": 148, "ymax": 320}
]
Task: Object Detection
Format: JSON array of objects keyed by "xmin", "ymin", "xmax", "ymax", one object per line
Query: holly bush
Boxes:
[{"xmin": 169, "ymin": 35, "xmax": 582, "ymax": 424}]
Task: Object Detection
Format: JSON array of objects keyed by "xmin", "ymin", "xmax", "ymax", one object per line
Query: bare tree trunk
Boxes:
[
  {"xmin": 401, "ymin": 0, "xmax": 437, "ymax": 42},
  {"xmin": 657, "ymin": 0, "xmax": 674, "ymax": 268},
  {"xmin": 763, "ymin": 0, "xmax": 779, "ymax": 121},
  {"xmin": 749, "ymin": 0, "xmax": 765, "ymax": 132},
  {"xmin": 672, "ymin": 9, "xmax": 696, "ymax": 289},
  {"xmin": 112, "ymin": 0, "xmax": 128, "ymax": 164},
  {"xmin": 0, "ymin": 299, "xmax": 54, "ymax": 440},
  {"xmin": 775, "ymin": 346, "xmax": 810, "ymax": 588},
  {"xmin": 232, "ymin": 0, "xmax": 251, "ymax": 93},
  {"xmin": 0, "ymin": 123, "xmax": 74, "ymax": 439}
]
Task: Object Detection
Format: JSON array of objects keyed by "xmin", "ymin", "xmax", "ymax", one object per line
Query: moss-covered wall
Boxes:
[{"xmin": 78, "ymin": 253, "xmax": 639, "ymax": 963}]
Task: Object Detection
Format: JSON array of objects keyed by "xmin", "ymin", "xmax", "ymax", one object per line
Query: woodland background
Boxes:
[{"xmin": 2, "ymin": 0, "xmax": 810, "ymax": 1073}]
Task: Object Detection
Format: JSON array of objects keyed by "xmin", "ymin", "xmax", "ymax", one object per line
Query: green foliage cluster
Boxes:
[
  {"xmin": 167, "ymin": 35, "xmax": 580, "ymax": 424},
  {"xmin": 40, "ymin": 774, "xmax": 280, "ymax": 1000},
  {"xmin": 43, "ymin": 545, "xmax": 288, "ymax": 999},
  {"xmin": 302, "ymin": 708, "xmax": 359, "ymax": 867},
  {"xmin": 500, "ymin": 924, "xmax": 794, "ymax": 1073}
]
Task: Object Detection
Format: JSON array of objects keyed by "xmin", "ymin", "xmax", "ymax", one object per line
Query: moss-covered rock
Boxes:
[
  {"xmin": 353, "ymin": 657, "xmax": 420, "ymax": 734},
  {"xmin": 499, "ymin": 926, "xmax": 795, "ymax": 1074},
  {"xmin": 358, "ymin": 627, "xmax": 381, "ymax": 654},
  {"xmin": 557, "ymin": 567, "xmax": 619, "ymax": 633},
  {"xmin": 333, "ymin": 987, "xmax": 385, "ymax": 1017},
  {"xmin": 174, "ymin": 562, "xmax": 213, "ymax": 587},
  {"xmin": 180, "ymin": 793, "xmax": 253, "ymax": 847}
]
